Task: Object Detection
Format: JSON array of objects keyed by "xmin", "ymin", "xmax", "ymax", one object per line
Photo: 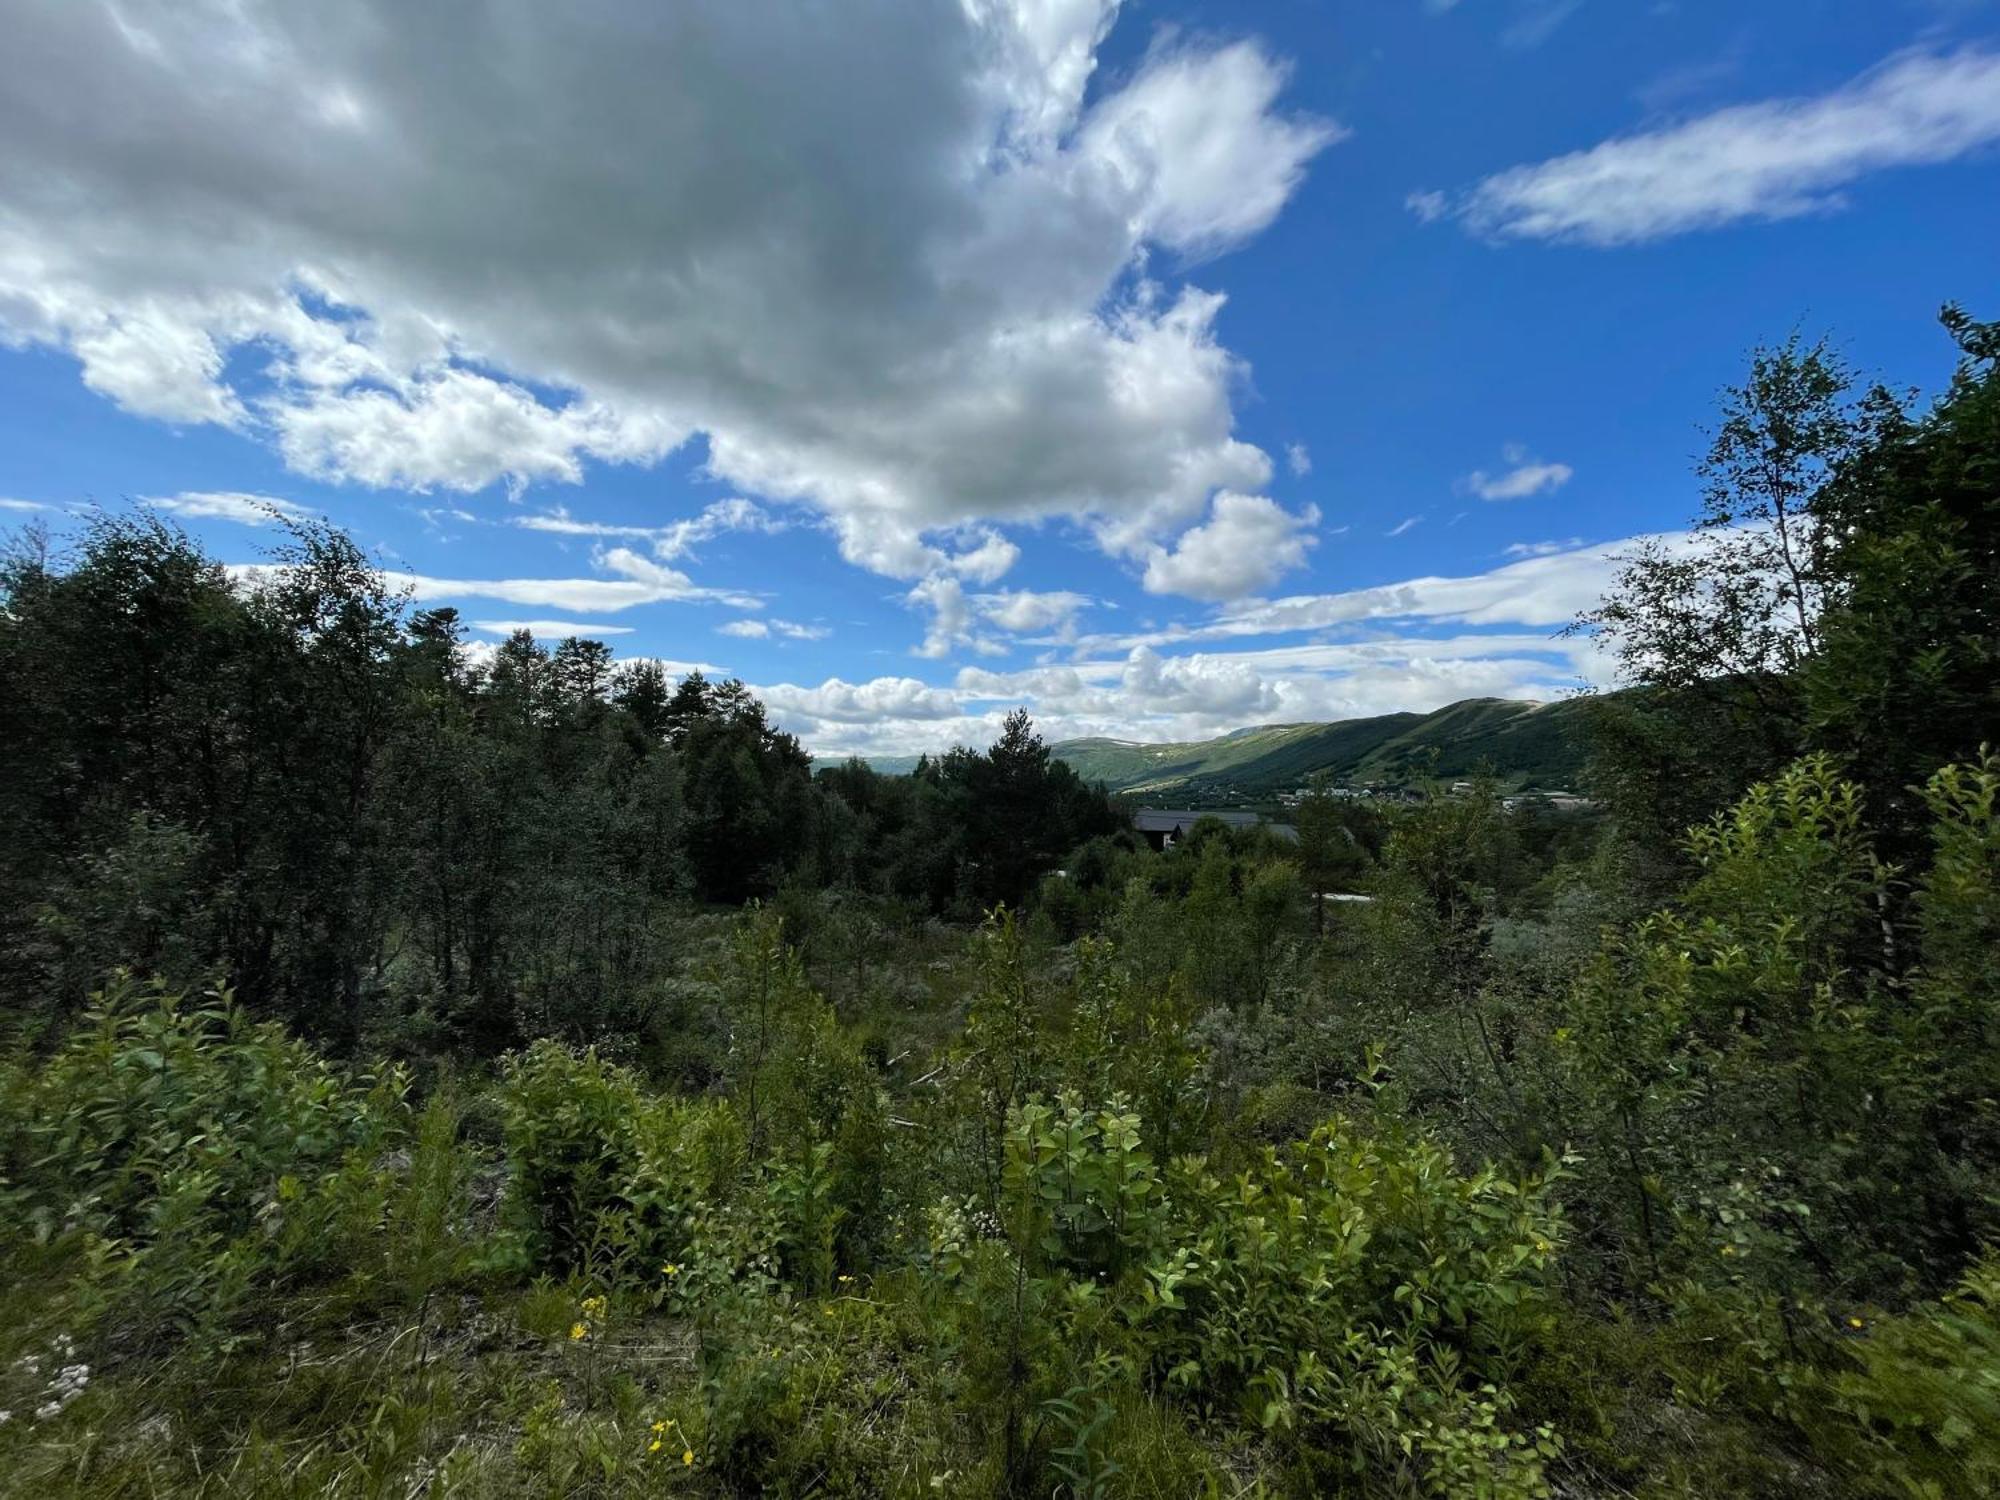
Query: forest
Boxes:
[{"xmin": 0, "ymin": 305, "xmax": 1994, "ymax": 1498}]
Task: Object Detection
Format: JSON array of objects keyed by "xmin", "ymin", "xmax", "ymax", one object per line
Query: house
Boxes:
[{"xmin": 1131, "ymin": 808, "xmax": 1299, "ymax": 851}]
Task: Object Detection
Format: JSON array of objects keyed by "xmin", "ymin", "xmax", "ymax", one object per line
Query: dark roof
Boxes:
[{"xmin": 1132, "ymin": 809, "xmax": 1298, "ymax": 842}]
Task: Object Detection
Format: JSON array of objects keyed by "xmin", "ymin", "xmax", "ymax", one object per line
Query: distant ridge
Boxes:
[{"xmin": 842, "ymin": 695, "xmax": 1596, "ymax": 797}]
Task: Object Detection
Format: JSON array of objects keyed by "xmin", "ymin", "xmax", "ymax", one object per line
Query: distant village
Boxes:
[
  {"xmin": 1127, "ymin": 780, "xmax": 1597, "ymax": 850},
  {"xmin": 1274, "ymin": 781, "xmax": 1596, "ymax": 813}
]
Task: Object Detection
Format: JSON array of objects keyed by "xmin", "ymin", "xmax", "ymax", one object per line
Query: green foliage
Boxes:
[
  {"xmin": 2, "ymin": 304, "xmax": 1998, "ymax": 1498},
  {"xmin": 1810, "ymin": 1249, "xmax": 2000, "ymax": 1499}
]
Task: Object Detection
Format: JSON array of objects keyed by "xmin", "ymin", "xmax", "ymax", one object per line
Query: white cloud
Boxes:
[
  {"xmin": 753, "ymin": 627, "xmax": 1599, "ymax": 759},
  {"xmin": 271, "ymin": 369, "xmax": 684, "ymax": 496},
  {"xmin": 0, "ymin": 2, "xmax": 1336, "ymax": 573},
  {"xmin": 1141, "ymin": 491, "xmax": 1320, "ymax": 601},
  {"xmin": 514, "ymin": 497, "xmax": 783, "ymax": 559},
  {"xmin": 1503, "ymin": 536, "xmax": 1587, "ymax": 558},
  {"xmin": 1461, "ymin": 446, "xmax": 1574, "ymax": 500},
  {"xmin": 470, "ymin": 619, "xmax": 636, "ymax": 638},
  {"xmin": 907, "ymin": 574, "xmax": 985, "ymax": 660},
  {"xmin": 143, "ymin": 490, "xmax": 312, "ymax": 526},
  {"xmin": 759, "ymin": 676, "xmax": 961, "ymax": 724},
  {"xmin": 1404, "ymin": 189, "xmax": 1449, "ymax": 223},
  {"xmin": 1453, "ymin": 46, "xmax": 2000, "ymax": 245},
  {"xmin": 1386, "ymin": 515, "xmax": 1423, "ymax": 538},
  {"xmin": 749, "ymin": 533, "xmax": 1705, "ymax": 757},
  {"xmin": 1285, "ymin": 442, "xmax": 1312, "ymax": 477},
  {"xmin": 0, "ymin": 498, "xmax": 53, "ymax": 512},
  {"xmin": 719, "ymin": 616, "xmax": 829, "ymax": 641},
  {"xmin": 228, "ymin": 552, "xmax": 764, "ymax": 615},
  {"xmin": 974, "ymin": 588, "xmax": 1093, "ymax": 635},
  {"xmin": 1501, "ymin": 0, "xmax": 1585, "ymax": 52},
  {"xmin": 735, "ymin": 529, "xmax": 1713, "ymax": 757},
  {"xmin": 947, "ymin": 530, "xmax": 1022, "ymax": 586},
  {"xmin": 1075, "ymin": 39, "xmax": 1342, "ymax": 258}
]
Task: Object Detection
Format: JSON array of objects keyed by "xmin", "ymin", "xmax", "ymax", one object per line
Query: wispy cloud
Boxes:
[
  {"xmin": 1441, "ymin": 46, "xmax": 2000, "ymax": 244},
  {"xmin": 470, "ymin": 619, "xmax": 636, "ymax": 638},
  {"xmin": 719, "ymin": 617, "xmax": 831, "ymax": 641},
  {"xmin": 1386, "ymin": 515, "xmax": 1424, "ymax": 538},
  {"xmin": 514, "ymin": 497, "xmax": 783, "ymax": 559},
  {"xmin": 1461, "ymin": 445, "xmax": 1574, "ymax": 500},
  {"xmin": 144, "ymin": 491, "xmax": 313, "ymax": 526}
]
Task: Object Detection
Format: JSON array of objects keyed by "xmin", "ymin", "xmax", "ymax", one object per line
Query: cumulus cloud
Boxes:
[
  {"xmin": 1285, "ymin": 442, "xmax": 1312, "ymax": 476},
  {"xmin": 1075, "ymin": 39, "xmax": 1342, "ymax": 257},
  {"xmin": 0, "ymin": 1, "xmax": 1335, "ymax": 575},
  {"xmin": 754, "ymin": 625, "xmax": 1600, "ymax": 759},
  {"xmin": 1461, "ymin": 445, "xmax": 1574, "ymax": 500},
  {"xmin": 1141, "ymin": 491, "xmax": 1320, "ymax": 601},
  {"xmin": 143, "ymin": 490, "xmax": 313, "ymax": 526},
  {"xmin": 974, "ymin": 588, "xmax": 1094, "ymax": 636},
  {"xmin": 1450, "ymin": 46, "xmax": 2000, "ymax": 245},
  {"xmin": 754, "ymin": 534, "xmax": 1683, "ymax": 758},
  {"xmin": 759, "ymin": 676, "xmax": 962, "ymax": 724}
]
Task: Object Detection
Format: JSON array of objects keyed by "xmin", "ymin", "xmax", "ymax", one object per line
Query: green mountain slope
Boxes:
[{"xmin": 1051, "ymin": 696, "xmax": 1594, "ymax": 799}]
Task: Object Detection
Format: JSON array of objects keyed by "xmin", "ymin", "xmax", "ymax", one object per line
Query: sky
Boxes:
[{"xmin": 1, "ymin": 1, "xmax": 1996, "ymax": 759}]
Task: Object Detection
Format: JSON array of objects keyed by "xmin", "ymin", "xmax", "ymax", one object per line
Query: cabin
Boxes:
[{"xmin": 1131, "ymin": 808, "xmax": 1299, "ymax": 852}]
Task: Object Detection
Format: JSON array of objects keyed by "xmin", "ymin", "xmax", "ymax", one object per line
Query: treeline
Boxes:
[{"xmin": 0, "ymin": 523, "xmax": 1115, "ymax": 1050}]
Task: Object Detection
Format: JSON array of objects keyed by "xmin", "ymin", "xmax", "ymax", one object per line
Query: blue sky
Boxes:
[{"xmin": 2, "ymin": 0, "xmax": 1996, "ymax": 756}]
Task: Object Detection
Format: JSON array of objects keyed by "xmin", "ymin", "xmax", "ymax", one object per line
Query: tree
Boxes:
[
  {"xmin": 1805, "ymin": 306, "xmax": 2000, "ymax": 858},
  {"xmin": 1573, "ymin": 336, "xmax": 1880, "ymax": 856},
  {"xmin": 1294, "ymin": 773, "xmax": 1370, "ymax": 934}
]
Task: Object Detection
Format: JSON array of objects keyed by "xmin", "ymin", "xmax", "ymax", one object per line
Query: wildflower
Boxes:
[
  {"xmin": 1720, "ymin": 1245, "xmax": 1737, "ymax": 1257},
  {"xmin": 837, "ymin": 1274, "xmax": 853, "ymax": 1284},
  {"xmin": 662, "ymin": 1263, "xmax": 681, "ymax": 1277},
  {"xmin": 652, "ymin": 1420, "xmax": 667, "ymax": 1434},
  {"xmin": 649, "ymin": 1439, "xmax": 663, "ymax": 1454},
  {"xmin": 580, "ymin": 1295, "xmax": 607, "ymax": 1319},
  {"xmin": 1848, "ymin": 1316, "xmax": 1866, "ymax": 1329},
  {"xmin": 569, "ymin": 1322, "xmax": 587, "ymax": 1341},
  {"xmin": 684, "ymin": 1449, "xmax": 695, "ymax": 1466}
]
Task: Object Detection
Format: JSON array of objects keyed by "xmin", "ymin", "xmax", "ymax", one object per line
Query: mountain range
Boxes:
[{"xmin": 853, "ymin": 695, "xmax": 1597, "ymax": 801}]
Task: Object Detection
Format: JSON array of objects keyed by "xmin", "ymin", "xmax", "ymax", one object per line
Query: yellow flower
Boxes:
[
  {"xmin": 683, "ymin": 1450, "xmax": 695, "ymax": 1466},
  {"xmin": 662, "ymin": 1263, "xmax": 681, "ymax": 1277},
  {"xmin": 649, "ymin": 1439, "xmax": 662, "ymax": 1454},
  {"xmin": 1848, "ymin": 1316, "xmax": 1866, "ymax": 1329},
  {"xmin": 651, "ymin": 1421, "xmax": 667, "ymax": 1434},
  {"xmin": 1720, "ymin": 1245, "xmax": 1737, "ymax": 1257},
  {"xmin": 837, "ymin": 1274, "xmax": 853, "ymax": 1284},
  {"xmin": 569, "ymin": 1322, "xmax": 587, "ymax": 1341}
]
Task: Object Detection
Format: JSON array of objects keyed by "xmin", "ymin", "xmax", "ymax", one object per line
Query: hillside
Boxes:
[{"xmin": 1049, "ymin": 695, "xmax": 1595, "ymax": 799}]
